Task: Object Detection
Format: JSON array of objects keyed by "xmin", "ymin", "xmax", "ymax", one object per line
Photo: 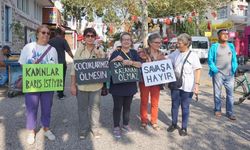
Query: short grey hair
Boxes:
[
  {"xmin": 177, "ymin": 33, "xmax": 192, "ymax": 47},
  {"xmin": 148, "ymin": 33, "xmax": 161, "ymax": 46}
]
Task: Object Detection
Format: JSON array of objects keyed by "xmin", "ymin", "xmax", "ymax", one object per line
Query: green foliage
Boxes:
[
  {"xmin": 103, "ymin": 9, "xmax": 121, "ymax": 25},
  {"xmin": 177, "ymin": 20, "xmax": 196, "ymax": 35},
  {"xmin": 10, "ymin": 21, "xmax": 24, "ymax": 40},
  {"xmin": 199, "ymin": 19, "xmax": 210, "ymax": 36},
  {"xmin": 112, "ymin": 32, "xmax": 121, "ymax": 42}
]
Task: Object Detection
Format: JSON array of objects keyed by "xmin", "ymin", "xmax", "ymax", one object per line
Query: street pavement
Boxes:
[{"xmin": 0, "ymin": 63, "xmax": 250, "ymax": 150}]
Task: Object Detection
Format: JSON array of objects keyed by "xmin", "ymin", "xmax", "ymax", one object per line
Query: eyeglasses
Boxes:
[
  {"xmin": 122, "ymin": 38, "xmax": 132, "ymax": 41},
  {"xmin": 85, "ymin": 34, "xmax": 96, "ymax": 38},
  {"xmin": 40, "ymin": 31, "xmax": 50, "ymax": 35},
  {"xmin": 221, "ymin": 32, "xmax": 229, "ymax": 35},
  {"xmin": 153, "ymin": 41, "xmax": 161, "ymax": 44}
]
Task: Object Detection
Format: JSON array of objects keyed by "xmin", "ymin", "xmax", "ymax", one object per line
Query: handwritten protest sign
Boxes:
[
  {"xmin": 142, "ymin": 59, "xmax": 176, "ymax": 87},
  {"xmin": 74, "ymin": 58, "xmax": 110, "ymax": 84},
  {"xmin": 110, "ymin": 61, "xmax": 141, "ymax": 84},
  {"xmin": 22, "ymin": 64, "xmax": 63, "ymax": 93}
]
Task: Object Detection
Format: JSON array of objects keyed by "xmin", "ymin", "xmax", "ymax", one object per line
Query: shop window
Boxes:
[
  {"xmin": 17, "ymin": 0, "xmax": 28, "ymax": 14},
  {"xmin": 217, "ymin": 6, "xmax": 228, "ymax": 19},
  {"xmin": 17, "ymin": 0, "xmax": 22, "ymax": 10},
  {"xmin": 245, "ymin": 6, "xmax": 248, "ymax": 16}
]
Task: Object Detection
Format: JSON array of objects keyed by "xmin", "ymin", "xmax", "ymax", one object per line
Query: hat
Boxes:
[{"xmin": 217, "ymin": 29, "xmax": 228, "ymax": 36}]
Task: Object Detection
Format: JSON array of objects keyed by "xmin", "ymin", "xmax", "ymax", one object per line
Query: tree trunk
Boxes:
[{"xmin": 141, "ymin": 0, "xmax": 148, "ymax": 48}]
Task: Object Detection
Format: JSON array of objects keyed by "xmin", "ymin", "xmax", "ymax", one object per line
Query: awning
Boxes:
[{"xmin": 212, "ymin": 21, "xmax": 233, "ymax": 30}]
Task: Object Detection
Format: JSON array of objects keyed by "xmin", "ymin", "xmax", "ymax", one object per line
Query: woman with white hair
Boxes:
[{"xmin": 167, "ymin": 33, "xmax": 202, "ymax": 136}]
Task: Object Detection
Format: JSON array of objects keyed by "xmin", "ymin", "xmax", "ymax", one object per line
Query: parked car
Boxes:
[
  {"xmin": 167, "ymin": 36, "xmax": 210, "ymax": 64},
  {"xmin": 159, "ymin": 44, "xmax": 170, "ymax": 55}
]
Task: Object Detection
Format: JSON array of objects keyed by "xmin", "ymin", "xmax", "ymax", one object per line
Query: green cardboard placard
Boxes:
[{"xmin": 22, "ymin": 64, "xmax": 63, "ymax": 93}]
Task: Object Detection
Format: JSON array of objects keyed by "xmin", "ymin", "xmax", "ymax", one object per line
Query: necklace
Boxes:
[
  {"xmin": 121, "ymin": 49, "xmax": 131, "ymax": 60},
  {"xmin": 79, "ymin": 45, "xmax": 95, "ymax": 58}
]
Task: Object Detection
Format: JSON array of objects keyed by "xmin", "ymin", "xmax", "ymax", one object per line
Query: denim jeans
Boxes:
[
  {"xmin": 212, "ymin": 72, "xmax": 234, "ymax": 116},
  {"xmin": 170, "ymin": 89, "xmax": 192, "ymax": 129}
]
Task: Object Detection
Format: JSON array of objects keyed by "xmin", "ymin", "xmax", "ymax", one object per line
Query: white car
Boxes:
[{"xmin": 167, "ymin": 36, "xmax": 210, "ymax": 64}]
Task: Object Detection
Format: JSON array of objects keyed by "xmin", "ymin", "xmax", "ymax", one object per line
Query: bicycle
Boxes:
[{"xmin": 234, "ymin": 67, "xmax": 250, "ymax": 105}]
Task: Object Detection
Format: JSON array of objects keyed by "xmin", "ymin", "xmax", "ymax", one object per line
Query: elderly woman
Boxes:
[
  {"xmin": 167, "ymin": 33, "xmax": 201, "ymax": 136},
  {"xmin": 71, "ymin": 28, "xmax": 105, "ymax": 140},
  {"xmin": 18, "ymin": 25, "xmax": 58, "ymax": 144},
  {"xmin": 138, "ymin": 33, "xmax": 165, "ymax": 130},
  {"xmin": 109, "ymin": 32, "xmax": 141, "ymax": 138}
]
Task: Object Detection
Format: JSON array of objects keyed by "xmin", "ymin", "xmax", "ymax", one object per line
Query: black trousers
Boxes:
[
  {"xmin": 112, "ymin": 95, "xmax": 133, "ymax": 127},
  {"xmin": 58, "ymin": 63, "xmax": 67, "ymax": 97}
]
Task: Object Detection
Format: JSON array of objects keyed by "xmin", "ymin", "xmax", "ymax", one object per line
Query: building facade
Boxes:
[
  {"xmin": 0, "ymin": 0, "xmax": 52, "ymax": 52},
  {"xmin": 207, "ymin": 0, "xmax": 248, "ymax": 37}
]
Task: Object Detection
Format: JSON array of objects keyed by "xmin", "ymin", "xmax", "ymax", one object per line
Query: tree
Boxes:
[
  {"xmin": 61, "ymin": 0, "xmax": 231, "ymax": 44},
  {"xmin": 61, "ymin": 0, "xmax": 113, "ymax": 31}
]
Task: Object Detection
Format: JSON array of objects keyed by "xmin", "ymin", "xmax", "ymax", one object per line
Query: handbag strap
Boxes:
[
  {"xmin": 180, "ymin": 50, "xmax": 191, "ymax": 77},
  {"xmin": 35, "ymin": 45, "xmax": 52, "ymax": 64}
]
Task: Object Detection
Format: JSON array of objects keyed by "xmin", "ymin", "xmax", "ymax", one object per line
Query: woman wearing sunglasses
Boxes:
[
  {"xmin": 18, "ymin": 25, "xmax": 58, "ymax": 144},
  {"xmin": 70, "ymin": 28, "xmax": 105, "ymax": 140}
]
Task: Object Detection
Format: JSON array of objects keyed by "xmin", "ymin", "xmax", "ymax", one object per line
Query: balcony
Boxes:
[{"xmin": 36, "ymin": 0, "xmax": 53, "ymax": 7}]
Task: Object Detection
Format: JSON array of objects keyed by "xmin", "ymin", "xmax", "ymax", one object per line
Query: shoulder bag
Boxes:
[
  {"xmin": 168, "ymin": 51, "xmax": 191, "ymax": 90},
  {"xmin": 16, "ymin": 45, "xmax": 52, "ymax": 90}
]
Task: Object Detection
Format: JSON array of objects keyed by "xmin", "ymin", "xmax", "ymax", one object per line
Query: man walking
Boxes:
[
  {"xmin": 49, "ymin": 28, "xmax": 74, "ymax": 100},
  {"xmin": 208, "ymin": 29, "xmax": 238, "ymax": 120}
]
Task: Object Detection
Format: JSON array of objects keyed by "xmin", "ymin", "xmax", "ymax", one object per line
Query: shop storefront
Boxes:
[{"xmin": 243, "ymin": 26, "xmax": 250, "ymax": 58}]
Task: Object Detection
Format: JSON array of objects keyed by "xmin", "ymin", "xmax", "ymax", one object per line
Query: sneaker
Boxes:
[
  {"xmin": 58, "ymin": 95, "xmax": 64, "ymax": 100},
  {"xmin": 179, "ymin": 128, "xmax": 187, "ymax": 136},
  {"xmin": 167, "ymin": 124, "xmax": 178, "ymax": 132},
  {"xmin": 122, "ymin": 125, "xmax": 133, "ymax": 133},
  {"xmin": 91, "ymin": 131, "xmax": 102, "ymax": 139},
  {"xmin": 79, "ymin": 131, "xmax": 88, "ymax": 140},
  {"xmin": 58, "ymin": 94, "xmax": 66, "ymax": 100},
  {"xmin": 227, "ymin": 115, "xmax": 236, "ymax": 121},
  {"xmin": 44, "ymin": 130, "xmax": 56, "ymax": 141},
  {"xmin": 27, "ymin": 132, "xmax": 35, "ymax": 145},
  {"xmin": 113, "ymin": 127, "xmax": 121, "ymax": 138}
]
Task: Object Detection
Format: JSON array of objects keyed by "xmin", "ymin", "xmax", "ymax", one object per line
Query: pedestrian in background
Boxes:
[
  {"xmin": 70, "ymin": 28, "xmax": 105, "ymax": 140},
  {"xmin": 109, "ymin": 32, "xmax": 141, "ymax": 138},
  {"xmin": 167, "ymin": 33, "xmax": 201, "ymax": 136},
  {"xmin": 138, "ymin": 33, "xmax": 165, "ymax": 130},
  {"xmin": 18, "ymin": 25, "xmax": 58, "ymax": 144},
  {"xmin": 0, "ymin": 45, "xmax": 11, "ymax": 85},
  {"xmin": 208, "ymin": 29, "xmax": 238, "ymax": 120},
  {"xmin": 49, "ymin": 28, "xmax": 74, "ymax": 100}
]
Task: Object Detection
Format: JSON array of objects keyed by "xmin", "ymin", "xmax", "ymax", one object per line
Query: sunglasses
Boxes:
[
  {"xmin": 85, "ymin": 34, "xmax": 96, "ymax": 38},
  {"xmin": 40, "ymin": 31, "xmax": 50, "ymax": 35}
]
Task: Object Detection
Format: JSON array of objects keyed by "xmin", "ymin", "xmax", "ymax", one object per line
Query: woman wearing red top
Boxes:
[{"xmin": 138, "ymin": 33, "xmax": 165, "ymax": 130}]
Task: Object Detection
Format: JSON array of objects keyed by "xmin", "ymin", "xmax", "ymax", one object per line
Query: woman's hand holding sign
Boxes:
[
  {"xmin": 112, "ymin": 55, "xmax": 124, "ymax": 62},
  {"xmin": 122, "ymin": 60, "xmax": 133, "ymax": 66}
]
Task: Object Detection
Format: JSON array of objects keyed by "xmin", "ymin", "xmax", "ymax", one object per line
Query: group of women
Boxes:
[{"xmin": 18, "ymin": 25, "xmax": 201, "ymax": 144}]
